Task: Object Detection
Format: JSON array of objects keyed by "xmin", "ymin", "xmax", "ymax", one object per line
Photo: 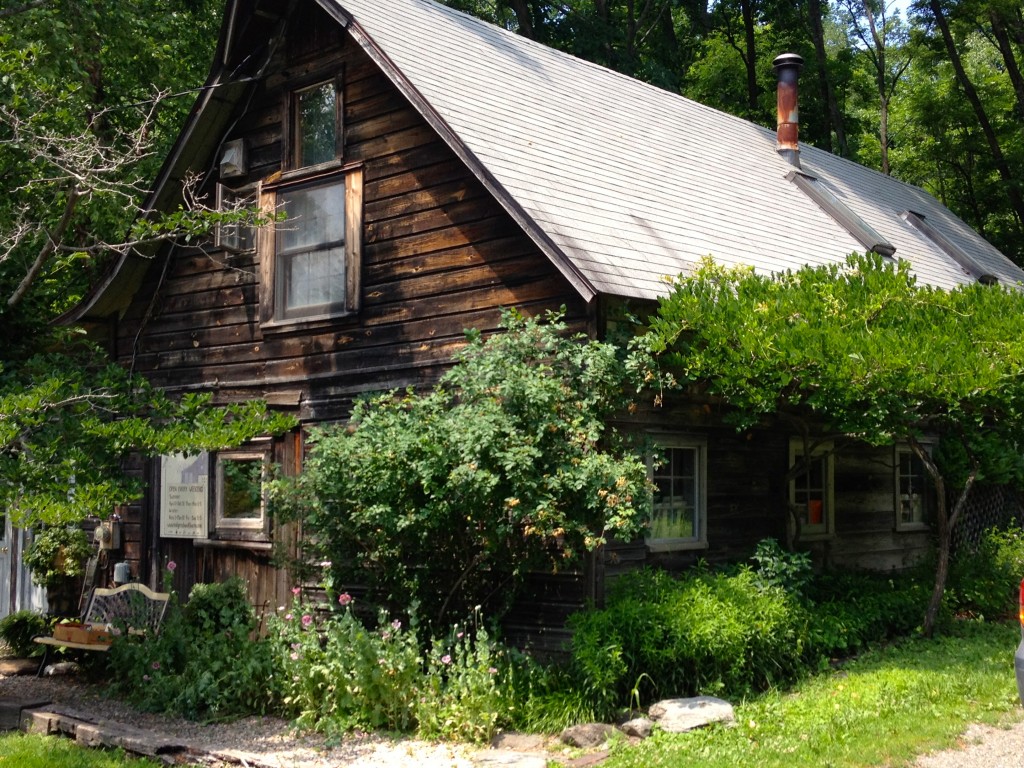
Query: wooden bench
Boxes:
[{"xmin": 34, "ymin": 583, "xmax": 171, "ymax": 675}]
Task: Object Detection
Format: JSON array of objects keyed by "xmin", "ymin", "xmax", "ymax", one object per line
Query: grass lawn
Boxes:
[
  {"xmin": 0, "ymin": 732, "xmax": 165, "ymax": 768},
  {"xmin": 602, "ymin": 620, "xmax": 1023, "ymax": 768}
]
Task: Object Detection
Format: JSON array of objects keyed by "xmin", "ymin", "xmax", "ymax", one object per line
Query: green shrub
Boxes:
[
  {"xmin": 0, "ymin": 610, "xmax": 48, "ymax": 657},
  {"xmin": 106, "ymin": 577, "xmax": 277, "ymax": 720},
  {"xmin": 270, "ymin": 593, "xmax": 513, "ymax": 741},
  {"xmin": 804, "ymin": 569, "xmax": 931, "ymax": 658},
  {"xmin": 751, "ymin": 538, "xmax": 813, "ymax": 596},
  {"xmin": 567, "ymin": 567, "xmax": 807, "ymax": 718},
  {"xmin": 948, "ymin": 526, "xmax": 1024, "ymax": 620},
  {"xmin": 270, "ymin": 310, "xmax": 653, "ymax": 630}
]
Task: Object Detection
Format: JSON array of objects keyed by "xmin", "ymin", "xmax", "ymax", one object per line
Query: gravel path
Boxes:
[
  {"xmin": 0, "ymin": 671, "xmax": 486, "ymax": 767},
  {"xmin": 1, "ymin": 666, "xmax": 1022, "ymax": 767},
  {"xmin": 913, "ymin": 721, "xmax": 1024, "ymax": 768}
]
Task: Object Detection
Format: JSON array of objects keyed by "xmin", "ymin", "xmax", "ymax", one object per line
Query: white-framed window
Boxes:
[
  {"xmin": 215, "ymin": 183, "xmax": 257, "ymax": 253},
  {"xmin": 214, "ymin": 449, "xmax": 269, "ymax": 535},
  {"xmin": 647, "ymin": 436, "xmax": 707, "ymax": 552},
  {"xmin": 895, "ymin": 445, "xmax": 933, "ymax": 531},
  {"xmin": 789, "ymin": 439, "xmax": 834, "ymax": 539}
]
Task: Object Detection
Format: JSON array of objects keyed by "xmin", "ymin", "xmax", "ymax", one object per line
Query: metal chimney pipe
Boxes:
[{"xmin": 773, "ymin": 53, "xmax": 804, "ymax": 168}]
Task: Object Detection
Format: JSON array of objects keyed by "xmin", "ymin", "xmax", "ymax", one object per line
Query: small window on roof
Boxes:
[
  {"xmin": 787, "ymin": 170, "xmax": 896, "ymax": 258},
  {"xmin": 900, "ymin": 210, "xmax": 998, "ymax": 285}
]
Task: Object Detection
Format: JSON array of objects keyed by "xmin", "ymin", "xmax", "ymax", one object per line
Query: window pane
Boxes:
[
  {"xmin": 221, "ymin": 458, "xmax": 263, "ymax": 519},
  {"xmin": 297, "ymin": 83, "xmax": 337, "ymax": 167},
  {"xmin": 898, "ymin": 451, "xmax": 928, "ymax": 524},
  {"xmin": 279, "ymin": 183, "xmax": 345, "ymax": 252},
  {"xmin": 285, "ymin": 246, "xmax": 346, "ymax": 310},
  {"xmin": 652, "ymin": 446, "xmax": 697, "ymax": 540}
]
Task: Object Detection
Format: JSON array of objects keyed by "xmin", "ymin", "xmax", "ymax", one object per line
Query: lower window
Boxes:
[
  {"xmin": 647, "ymin": 437, "xmax": 707, "ymax": 551},
  {"xmin": 215, "ymin": 449, "xmax": 269, "ymax": 536},
  {"xmin": 895, "ymin": 445, "xmax": 933, "ymax": 530},
  {"xmin": 789, "ymin": 439, "xmax": 834, "ymax": 539}
]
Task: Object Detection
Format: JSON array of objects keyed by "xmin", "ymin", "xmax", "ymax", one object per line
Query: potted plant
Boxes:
[{"xmin": 23, "ymin": 526, "xmax": 93, "ymax": 617}]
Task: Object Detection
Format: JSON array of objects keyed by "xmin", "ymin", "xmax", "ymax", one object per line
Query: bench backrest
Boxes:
[{"xmin": 83, "ymin": 583, "xmax": 171, "ymax": 635}]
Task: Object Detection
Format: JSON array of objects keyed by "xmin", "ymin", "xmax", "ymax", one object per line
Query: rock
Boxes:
[
  {"xmin": 471, "ymin": 750, "xmax": 549, "ymax": 768},
  {"xmin": 560, "ymin": 723, "xmax": 616, "ymax": 748},
  {"xmin": 619, "ymin": 717, "xmax": 654, "ymax": 739},
  {"xmin": 648, "ymin": 697, "xmax": 735, "ymax": 733},
  {"xmin": 42, "ymin": 662, "xmax": 79, "ymax": 677}
]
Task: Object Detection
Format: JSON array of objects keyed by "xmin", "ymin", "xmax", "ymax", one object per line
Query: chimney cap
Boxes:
[{"xmin": 772, "ymin": 53, "xmax": 804, "ymax": 74}]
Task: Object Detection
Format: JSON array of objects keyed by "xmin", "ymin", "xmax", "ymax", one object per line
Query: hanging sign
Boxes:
[{"xmin": 159, "ymin": 453, "xmax": 209, "ymax": 539}]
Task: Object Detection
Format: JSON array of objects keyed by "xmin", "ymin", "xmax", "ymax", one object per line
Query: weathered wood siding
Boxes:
[
  {"xmin": 114, "ymin": 2, "xmax": 587, "ymax": 613},
  {"xmin": 116, "ymin": 4, "xmax": 586, "ymax": 419}
]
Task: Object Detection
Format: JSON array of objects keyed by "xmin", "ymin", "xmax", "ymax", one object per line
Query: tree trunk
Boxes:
[
  {"xmin": 507, "ymin": 0, "xmax": 535, "ymax": 38},
  {"xmin": 741, "ymin": 0, "xmax": 758, "ymax": 114},
  {"xmin": 911, "ymin": 437, "xmax": 977, "ymax": 637},
  {"xmin": 809, "ymin": 0, "xmax": 848, "ymax": 155},
  {"xmin": 989, "ymin": 9, "xmax": 1024, "ymax": 121},
  {"xmin": 928, "ymin": 0, "xmax": 1024, "ymax": 229}
]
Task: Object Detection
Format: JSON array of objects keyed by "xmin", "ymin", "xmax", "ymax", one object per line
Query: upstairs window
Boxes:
[
  {"xmin": 215, "ymin": 183, "xmax": 257, "ymax": 253},
  {"xmin": 647, "ymin": 437, "xmax": 707, "ymax": 551},
  {"xmin": 292, "ymin": 80, "xmax": 341, "ymax": 169},
  {"xmin": 259, "ymin": 169, "xmax": 363, "ymax": 324},
  {"xmin": 260, "ymin": 74, "xmax": 360, "ymax": 327},
  {"xmin": 789, "ymin": 439, "xmax": 834, "ymax": 539}
]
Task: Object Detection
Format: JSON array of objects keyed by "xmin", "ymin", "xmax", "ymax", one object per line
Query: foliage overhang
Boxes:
[{"xmin": 643, "ymin": 253, "xmax": 1024, "ymax": 474}]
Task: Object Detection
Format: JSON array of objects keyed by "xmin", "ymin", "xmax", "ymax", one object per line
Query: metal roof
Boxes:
[{"xmin": 331, "ymin": 0, "xmax": 1024, "ymax": 299}]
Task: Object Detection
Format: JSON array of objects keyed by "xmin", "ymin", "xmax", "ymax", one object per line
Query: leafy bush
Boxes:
[
  {"xmin": 0, "ymin": 610, "xmax": 48, "ymax": 657},
  {"xmin": 948, "ymin": 525, "xmax": 1024, "ymax": 620},
  {"xmin": 270, "ymin": 309, "xmax": 653, "ymax": 629},
  {"xmin": 804, "ymin": 570, "xmax": 931, "ymax": 658},
  {"xmin": 751, "ymin": 538, "xmax": 813, "ymax": 597},
  {"xmin": 270, "ymin": 593, "xmax": 512, "ymax": 741},
  {"xmin": 567, "ymin": 567, "xmax": 808, "ymax": 718},
  {"xmin": 106, "ymin": 577, "xmax": 277, "ymax": 720}
]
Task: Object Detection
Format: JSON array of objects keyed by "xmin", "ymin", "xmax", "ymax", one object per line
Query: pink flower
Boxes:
[
  {"xmin": 391, "ymin": 619, "xmax": 402, "ymax": 631},
  {"xmin": 301, "ymin": 614, "xmax": 313, "ymax": 628},
  {"xmin": 143, "ymin": 674, "xmax": 150, "ymax": 682},
  {"xmin": 338, "ymin": 593, "xmax": 352, "ymax": 607},
  {"xmin": 456, "ymin": 632, "xmax": 464, "ymax": 639},
  {"xmin": 151, "ymin": 661, "xmax": 161, "ymax": 670},
  {"xmin": 290, "ymin": 652, "xmax": 299, "ymax": 661},
  {"xmin": 488, "ymin": 667, "xmax": 497, "ymax": 675},
  {"xmin": 441, "ymin": 654, "xmax": 452, "ymax": 665},
  {"xmin": 291, "ymin": 586, "xmax": 301, "ymax": 596},
  {"xmin": 166, "ymin": 561, "xmax": 176, "ymax": 572},
  {"xmin": 285, "ymin": 614, "xmax": 293, "ymax": 621}
]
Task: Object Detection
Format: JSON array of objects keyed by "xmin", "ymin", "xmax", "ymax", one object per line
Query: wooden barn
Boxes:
[{"xmin": 61, "ymin": 0, "xmax": 1024, "ymax": 643}]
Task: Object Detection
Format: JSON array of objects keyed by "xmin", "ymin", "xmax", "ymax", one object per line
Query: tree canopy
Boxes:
[{"xmin": 0, "ymin": 1, "xmax": 292, "ymax": 533}]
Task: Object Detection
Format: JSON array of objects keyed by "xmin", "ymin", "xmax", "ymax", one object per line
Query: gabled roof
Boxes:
[
  {"xmin": 63, "ymin": 0, "xmax": 1024, "ymax": 326},
  {"xmin": 329, "ymin": 0, "xmax": 1024, "ymax": 298}
]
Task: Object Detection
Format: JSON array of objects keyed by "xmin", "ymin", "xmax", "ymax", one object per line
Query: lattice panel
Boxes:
[{"xmin": 951, "ymin": 485, "xmax": 1024, "ymax": 552}]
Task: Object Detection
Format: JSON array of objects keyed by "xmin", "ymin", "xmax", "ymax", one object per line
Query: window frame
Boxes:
[
  {"xmin": 646, "ymin": 435, "xmax": 708, "ymax": 552},
  {"xmin": 894, "ymin": 443, "xmax": 934, "ymax": 532},
  {"xmin": 213, "ymin": 447, "xmax": 271, "ymax": 538},
  {"xmin": 788, "ymin": 439, "xmax": 835, "ymax": 540},
  {"xmin": 258, "ymin": 165, "xmax": 363, "ymax": 329},
  {"xmin": 286, "ymin": 76, "xmax": 344, "ymax": 172},
  {"xmin": 215, "ymin": 182, "xmax": 258, "ymax": 254}
]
